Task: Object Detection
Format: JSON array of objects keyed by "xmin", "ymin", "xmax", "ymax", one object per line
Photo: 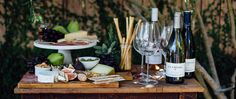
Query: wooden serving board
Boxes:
[
  {"xmin": 116, "ymin": 72, "xmax": 133, "ymax": 80},
  {"xmin": 17, "ymin": 72, "xmax": 132, "ymax": 89}
]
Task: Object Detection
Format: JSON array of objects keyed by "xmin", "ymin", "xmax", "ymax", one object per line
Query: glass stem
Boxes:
[
  {"xmin": 146, "ymin": 56, "xmax": 149, "ymax": 82},
  {"xmin": 162, "ymin": 50, "xmax": 167, "ymax": 71},
  {"xmin": 141, "ymin": 54, "xmax": 144, "ymax": 76}
]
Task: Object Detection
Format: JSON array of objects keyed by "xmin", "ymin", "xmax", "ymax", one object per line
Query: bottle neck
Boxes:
[
  {"xmin": 152, "ymin": 19, "xmax": 158, "ymax": 22},
  {"xmin": 174, "ymin": 16, "xmax": 180, "ymax": 28},
  {"xmin": 152, "ymin": 20, "xmax": 157, "ymax": 22},
  {"xmin": 184, "ymin": 11, "xmax": 191, "ymax": 28},
  {"xmin": 173, "ymin": 28, "xmax": 181, "ymax": 38},
  {"xmin": 174, "ymin": 22, "xmax": 180, "ymax": 29},
  {"xmin": 184, "ymin": 20, "xmax": 191, "ymax": 26},
  {"xmin": 174, "ymin": 17, "xmax": 181, "ymax": 38},
  {"xmin": 184, "ymin": 24, "xmax": 191, "ymax": 29},
  {"xmin": 184, "ymin": 18, "xmax": 191, "ymax": 31},
  {"xmin": 151, "ymin": 8, "xmax": 158, "ymax": 21}
]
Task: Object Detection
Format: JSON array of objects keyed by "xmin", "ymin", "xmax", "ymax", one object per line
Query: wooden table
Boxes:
[{"xmin": 14, "ymin": 72, "xmax": 204, "ymax": 99}]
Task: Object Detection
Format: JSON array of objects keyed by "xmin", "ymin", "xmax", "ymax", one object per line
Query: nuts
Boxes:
[{"xmin": 35, "ymin": 62, "xmax": 50, "ymax": 68}]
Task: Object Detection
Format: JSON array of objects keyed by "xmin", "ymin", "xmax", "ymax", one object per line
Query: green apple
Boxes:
[
  {"xmin": 47, "ymin": 53, "xmax": 64, "ymax": 66},
  {"xmin": 67, "ymin": 20, "xmax": 80, "ymax": 33},
  {"xmin": 53, "ymin": 25, "xmax": 68, "ymax": 34}
]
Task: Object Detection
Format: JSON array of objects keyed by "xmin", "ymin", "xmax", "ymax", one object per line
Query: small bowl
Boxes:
[
  {"xmin": 78, "ymin": 56, "xmax": 100, "ymax": 70},
  {"xmin": 37, "ymin": 71, "xmax": 55, "ymax": 83},
  {"xmin": 35, "ymin": 66, "xmax": 51, "ymax": 76}
]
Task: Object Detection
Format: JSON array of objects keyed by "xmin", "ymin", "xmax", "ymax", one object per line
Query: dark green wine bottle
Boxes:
[{"xmin": 166, "ymin": 12, "xmax": 185, "ymax": 84}]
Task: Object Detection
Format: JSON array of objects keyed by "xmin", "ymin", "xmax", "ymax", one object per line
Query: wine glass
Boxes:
[
  {"xmin": 140, "ymin": 21, "xmax": 160, "ymax": 85},
  {"xmin": 160, "ymin": 21, "xmax": 173, "ymax": 49},
  {"xmin": 133, "ymin": 22, "xmax": 146, "ymax": 80},
  {"xmin": 160, "ymin": 20, "xmax": 173, "ymax": 75}
]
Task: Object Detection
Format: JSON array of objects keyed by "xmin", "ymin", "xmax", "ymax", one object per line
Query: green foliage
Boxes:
[
  {"xmin": 94, "ymin": 41, "xmax": 116, "ymax": 55},
  {"xmin": 94, "ymin": 25, "xmax": 119, "ymax": 55},
  {"xmin": 27, "ymin": 0, "xmax": 43, "ymax": 27},
  {"xmin": 1, "ymin": 1, "xmax": 34, "ymax": 98}
]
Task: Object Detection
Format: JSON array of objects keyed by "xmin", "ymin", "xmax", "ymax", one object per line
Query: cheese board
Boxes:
[{"xmin": 17, "ymin": 72, "xmax": 132, "ymax": 89}]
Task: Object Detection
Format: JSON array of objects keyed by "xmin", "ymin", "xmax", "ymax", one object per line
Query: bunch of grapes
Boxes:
[
  {"xmin": 42, "ymin": 28, "xmax": 64, "ymax": 42},
  {"xmin": 26, "ymin": 56, "xmax": 48, "ymax": 73}
]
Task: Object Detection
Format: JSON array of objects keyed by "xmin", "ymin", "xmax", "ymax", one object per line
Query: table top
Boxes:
[
  {"xmin": 34, "ymin": 40, "xmax": 97, "ymax": 50},
  {"xmin": 14, "ymin": 72, "xmax": 204, "ymax": 94}
]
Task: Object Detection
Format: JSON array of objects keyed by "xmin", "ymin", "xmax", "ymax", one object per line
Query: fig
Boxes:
[
  {"xmin": 73, "ymin": 60, "xmax": 85, "ymax": 71},
  {"xmin": 67, "ymin": 73, "xmax": 77, "ymax": 80}
]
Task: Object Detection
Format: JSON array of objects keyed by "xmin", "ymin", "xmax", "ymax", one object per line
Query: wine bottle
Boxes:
[
  {"xmin": 38, "ymin": 24, "xmax": 48, "ymax": 41},
  {"xmin": 183, "ymin": 11, "xmax": 196, "ymax": 78},
  {"xmin": 165, "ymin": 12, "xmax": 185, "ymax": 84},
  {"xmin": 146, "ymin": 51, "xmax": 163, "ymax": 70},
  {"xmin": 145, "ymin": 8, "xmax": 163, "ymax": 70}
]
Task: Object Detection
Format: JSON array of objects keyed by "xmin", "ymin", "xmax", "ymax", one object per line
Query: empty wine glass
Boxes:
[
  {"xmin": 160, "ymin": 21, "xmax": 173, "ymax": 49},
  {"xmin": 160, "ymin": 20, "xmax": 173, "ymax": 72},
  {"xmin": 140, "ymin": 21, "xmax": 160, "ymax": 85},
  {"xmin": 133, "ymin": 22, "xmax": 146, "ymax": 80}
]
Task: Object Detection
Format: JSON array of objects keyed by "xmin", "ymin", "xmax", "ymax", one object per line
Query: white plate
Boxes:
[{"xmin": 34, "ymin": 40, "xmax": 97, "ymax": 50}]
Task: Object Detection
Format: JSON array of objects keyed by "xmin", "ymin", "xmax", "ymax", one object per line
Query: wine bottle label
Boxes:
[
  {"xmin": 145, "ymin": 52, "xmax": 162, "ymax": 64},
  {"xmin": 166, "ymin": 62, "xmax": 185, "ymax": 77},
  {"xmin": 185, "ymin": 58, "xmax": 196, "ymax": 72}
]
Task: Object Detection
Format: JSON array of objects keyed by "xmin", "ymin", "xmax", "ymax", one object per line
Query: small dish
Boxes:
[
  {"xmin": 37, "ymin": 71, "xmax": 55, "ymax": 83},
  {"xmin": 78, "ymin": 56, "xmax": 100, "ymax": 70},
  {"xmin": 35, "ymin": 66, "xmax": 51, "ymax": 76}
]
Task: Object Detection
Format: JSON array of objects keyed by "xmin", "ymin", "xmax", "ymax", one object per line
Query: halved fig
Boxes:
[{"xmin": 67, "ymin": 73, "xmax": 77, "ymax": 80}]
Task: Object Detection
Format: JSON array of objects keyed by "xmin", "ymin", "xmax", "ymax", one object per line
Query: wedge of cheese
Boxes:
[
  {"xmin": 64, "ymin": 31, "xmax": 88, "ymax": 41},
  {"xmin": 87, "ymin": 34, "xmax": 98, "ymax": 40},
  {"xmin": 90, "ymin": 64, "xmax": 115, "ymax": 75}
]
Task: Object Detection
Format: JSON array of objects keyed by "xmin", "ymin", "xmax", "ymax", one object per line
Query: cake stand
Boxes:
[{"xmin": 34, "ymin": 40, "xmax": 97, "ymax": 64}]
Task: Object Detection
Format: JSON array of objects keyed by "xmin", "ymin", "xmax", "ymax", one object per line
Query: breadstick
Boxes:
[
  {"xmin": 113, "ymin": 18, "xmax": 122, "ymax": 43},
  {"xmin": 126, "ymin": 17, "xmax": 129, "ymax": 36}
]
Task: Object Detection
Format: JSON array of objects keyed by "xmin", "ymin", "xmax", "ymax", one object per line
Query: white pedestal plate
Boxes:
[{"xmin": 34, "ymin": 40, "xmax": 97, "ymax": 64}]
